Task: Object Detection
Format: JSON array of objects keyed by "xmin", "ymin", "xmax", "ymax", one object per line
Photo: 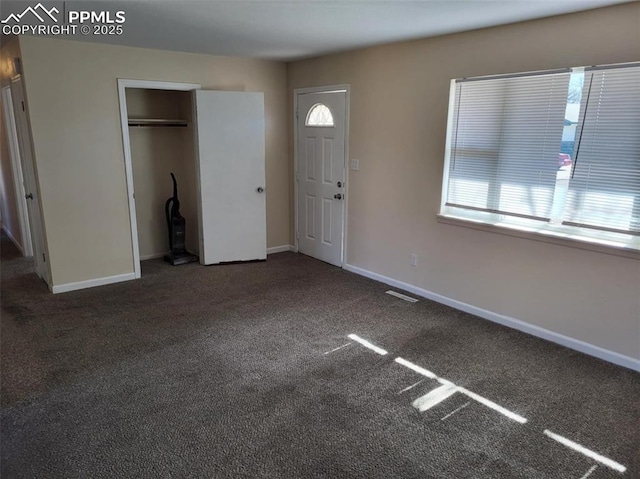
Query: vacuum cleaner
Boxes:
[{"xmin": 164, "ymin": 172, "xmax": 198, "ymax": 266}]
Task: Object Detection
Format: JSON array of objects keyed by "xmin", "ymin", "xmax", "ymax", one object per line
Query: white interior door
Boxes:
[
  {"xmin": 193, "ymin": 90, "xmax": 266, "ymax": 265},
  {"xmin": 10, "ymin": 77, "xmax": 49, "ymax": 283},
  {"xmin": 296, "ymin": 90, "xmax": 346, "ymax": 266},
  {"xmin": 2, "ymin": 85, "xmax": 33, "ymax": 256}
]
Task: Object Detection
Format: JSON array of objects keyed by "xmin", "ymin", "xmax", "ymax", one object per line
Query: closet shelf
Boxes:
[{"xmin": 128, "ymin": 118, "xmax": 189, "ymax": 127}]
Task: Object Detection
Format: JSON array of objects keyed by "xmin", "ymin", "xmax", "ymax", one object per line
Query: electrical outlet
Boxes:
[
  {"xmin": 410, "ymin": 254, "xmax": 418, "ymax": 267},
  {"xmin": 350, "ymin": 159, "xmax": 360, "ymax": 171}
]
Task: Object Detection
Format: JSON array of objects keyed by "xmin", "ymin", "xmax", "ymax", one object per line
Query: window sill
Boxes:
[{"xmin": 437, "ymin": 214, "xmax": 640, "ymax": 260}]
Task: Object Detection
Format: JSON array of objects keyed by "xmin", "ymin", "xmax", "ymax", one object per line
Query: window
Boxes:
[
  {"xmin": 441, "ymin": 63, "xmax": 640, "ymax": 252},
  {"xmin": 305, "ymin": 103, "xmax": 334, "ymax": 127}
]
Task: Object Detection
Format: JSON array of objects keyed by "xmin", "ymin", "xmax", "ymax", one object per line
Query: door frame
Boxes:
[
  {"xmin": 117, "ymin": 79, "xmax": 201, "ymax": 278},
  {"xmin": 293, "ymin": 84, "xmax": 350, "ymax": 266},
  {"xmin": 1, "ymin": 84, "xmax": 33, "ymax": 256}
]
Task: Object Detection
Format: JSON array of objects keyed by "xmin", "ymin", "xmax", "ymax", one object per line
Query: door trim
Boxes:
[
  {"xmin": 1, "ymin": 85, "xmax": 32, "ymax": 256},
  {"xmin": 293, "ymin": 84, "xmax": 350, "ymax": 266},
  {"xmin": 117, "ymin": 79, "xmax": 201, "ymax": 278}
]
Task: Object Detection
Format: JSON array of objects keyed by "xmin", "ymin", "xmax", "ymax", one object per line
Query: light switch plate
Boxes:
[{"xmin": 350, "ymin": 159, "xmax": 360, "ymax": 171}]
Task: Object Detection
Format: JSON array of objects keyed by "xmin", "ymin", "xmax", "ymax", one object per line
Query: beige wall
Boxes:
[
  {"xmin": 18, "ymin": 36, "xmax": 289, "ymax": 286},
  {"xmin": 126, "ymin": 89, "xmax": 199, "ymax": 258},
  {"xmin": 0, "ymin": 39, "xmax": 24, "ymax": 250},
  {"xmin": 288, "ymin": 4, "xmax": 640, "ymax": 359}
]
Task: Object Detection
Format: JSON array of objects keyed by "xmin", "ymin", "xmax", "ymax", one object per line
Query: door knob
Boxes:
[
  {"xmin": 334, "ymin": 193, "xmax": 343, "ymax": 200},
  {"xmin": 25, "ymin": 193, "xmax": 33, "ymax": 200},
  {"xmin": 256, "ymin": 186, "xmax": 264, "ymax": 193}
]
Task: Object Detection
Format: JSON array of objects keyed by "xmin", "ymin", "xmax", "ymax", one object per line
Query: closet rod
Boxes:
[{"xmin": 128, "ymin": 119, "xmax": 188, "ymax": 127}]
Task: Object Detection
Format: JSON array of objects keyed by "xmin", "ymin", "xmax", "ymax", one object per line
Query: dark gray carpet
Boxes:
[{"xmin": 1, "ymin": 235, "xmax": 639, "ymax": 478}]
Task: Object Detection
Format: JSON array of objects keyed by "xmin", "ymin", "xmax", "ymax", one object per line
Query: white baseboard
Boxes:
[
  {"xmin": 343, "ymin": 263, "xmax": 640, "ymax": 372},
  {"xmin": 52, "ymin": 272, "xmax": 136, "ymax": 294},
  {"xmin": 267, "ymin": 245, "xmax": 294, "ymax": 255},
  {"xmin": 1, "ymin": 224, "xmax": 24, "ymax": 256}
]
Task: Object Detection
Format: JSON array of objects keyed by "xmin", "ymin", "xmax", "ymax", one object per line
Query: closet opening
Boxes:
[{"xmin": 118, "ymin": 80, "xmax": 201, "ymax": 278}]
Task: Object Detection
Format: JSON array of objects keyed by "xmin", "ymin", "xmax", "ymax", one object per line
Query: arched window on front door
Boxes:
[{"xmin": 305, "ymin": 103, "xmax": 334, "ymax": 127}]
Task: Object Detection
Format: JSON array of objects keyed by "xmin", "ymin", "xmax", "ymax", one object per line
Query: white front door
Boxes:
[
  {"xmin": 296, "ymin": 90, "xmax": 347, "ymax": 266},
  {"xmin": 10, "ymin": 77, "xmax": 49, "ymax": 283},
  {"xmin": 193, "ymin": 90, "xmax": 267, "ymax": 265}
]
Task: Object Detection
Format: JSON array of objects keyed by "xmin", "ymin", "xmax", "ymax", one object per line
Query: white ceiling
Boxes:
[{"xmin": 4, "ymin": 0, "xmax": 633, "ymax": 61}]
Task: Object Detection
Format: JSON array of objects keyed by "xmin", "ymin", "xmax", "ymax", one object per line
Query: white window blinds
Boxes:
[
  {"xmin": 447, "ymin": 73, "xmax": 570, "ymax": 221},
  {"xmin": 563, "ymin": 66, "xmax": 640, "ymax": 234},
  {"xmin": 444, "ymin": 64, "xmax": 640, "ymax": 237}
]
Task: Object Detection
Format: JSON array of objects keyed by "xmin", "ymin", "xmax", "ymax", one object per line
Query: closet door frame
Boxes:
[{"xmin": 117, "ymin": 79, "xmax": 201, "ymax": 278}]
